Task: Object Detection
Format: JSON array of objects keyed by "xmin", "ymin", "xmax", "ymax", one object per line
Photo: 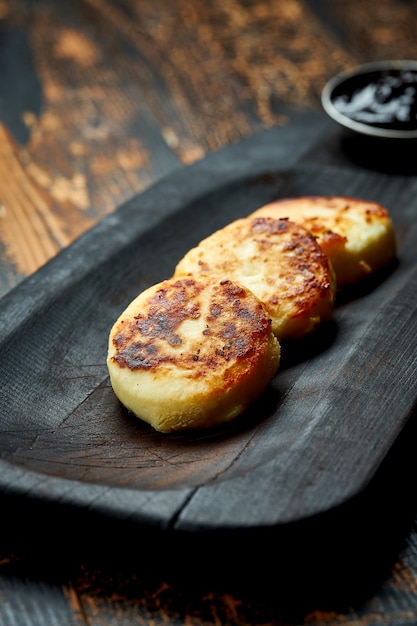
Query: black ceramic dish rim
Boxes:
[{"xmin": 321, "ymin": 59, "xmax": 417, "ymax": 140}]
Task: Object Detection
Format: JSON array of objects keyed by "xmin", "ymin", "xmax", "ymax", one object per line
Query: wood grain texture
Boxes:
[
  {"xmin": 2, "ymin": 1, "xmax": 417, "ymax": 625},
  {"xmin": 2, "ymin": 0, "xmax": 417, "ymax": 298}
]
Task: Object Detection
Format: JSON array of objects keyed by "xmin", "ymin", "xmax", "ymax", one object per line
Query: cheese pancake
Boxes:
[
  {"xmin": 251, "ymin": 196, "xmax": 397, "ymax": 287},
  {"xmin": 107, "ymin": 276, "xmax": 280, "ymax": 433},
  {"xmin": 174, "ymin": 216, "xmax": 336, "ymax": 340}
]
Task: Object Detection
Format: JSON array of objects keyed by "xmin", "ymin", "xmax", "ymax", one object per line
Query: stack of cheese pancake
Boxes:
[{"xmin": 107, "ymin": 195, "xmax": 397, "ymax": 433}]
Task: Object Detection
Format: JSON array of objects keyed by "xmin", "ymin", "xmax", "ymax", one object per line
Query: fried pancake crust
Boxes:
[
  {"xmin": 174, "ymin": 216, "xmax": 336, "ymax": 340},
  {"xmin": 251, "ymin": 196, "xmax": 397, "ymax": 287},
  {"xmin": 107, "ymin": 276, "xmax": 280, "ymax": 433}
]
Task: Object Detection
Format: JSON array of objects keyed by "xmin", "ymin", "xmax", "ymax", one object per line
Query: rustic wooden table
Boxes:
[{"xmin": 2, "ymin": 1, "xmax": 417, "ymax": 624}]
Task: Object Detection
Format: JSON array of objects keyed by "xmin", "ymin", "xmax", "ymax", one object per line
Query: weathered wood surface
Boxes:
[{"xmin": 2, "ymin": 1, "xmax": 417, "ymax": 625}]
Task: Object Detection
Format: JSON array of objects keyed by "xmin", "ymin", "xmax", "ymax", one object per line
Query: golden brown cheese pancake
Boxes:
[
  {"xmin": 251, "ymin": 196, "xmax": 397, "ymax": 287},
  {"xmin": 174, "ymin": 216, "xmax": 336, "ymax": 340},
  {"xmin": 107, "ymin": 276, "xmax": 280, "ymax": 433}
]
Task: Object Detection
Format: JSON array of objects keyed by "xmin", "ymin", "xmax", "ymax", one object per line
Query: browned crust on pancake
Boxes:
[
  {"xmin": 110, "ymin": 276, "xmax": 273, "ymax": 378},
  {"xmin": 174, "ymin": 216, "xmax": 336, "ymax": 340}
]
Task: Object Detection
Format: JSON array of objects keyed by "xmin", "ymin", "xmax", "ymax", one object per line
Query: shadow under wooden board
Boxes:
[{"xmin": 1, "ymin": 111, "xmax": 417, "ymax": 535}]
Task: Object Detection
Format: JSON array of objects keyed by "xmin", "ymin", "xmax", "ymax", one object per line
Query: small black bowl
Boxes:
[
  {"xmin": 321, "ymin": 59, "xmax": 417, "ymax": 140},
  {"xmin": 321, "ymin": 60, "xmax": 417, "ymax": 173}
]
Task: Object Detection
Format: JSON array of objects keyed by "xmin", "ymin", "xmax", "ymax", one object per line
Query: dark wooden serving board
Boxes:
[{"xmin": 1, "ymin": 111, "xmax": 417, "ymax": 532}]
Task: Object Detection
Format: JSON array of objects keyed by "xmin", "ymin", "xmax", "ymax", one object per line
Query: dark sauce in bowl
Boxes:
[
  {"xmin": 332, "ymin": 69, "xmax": 417, "ymax": 131},
  {"xmin": 322, "ymin": 61, "xmax": 417, "ymax": 139}
]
